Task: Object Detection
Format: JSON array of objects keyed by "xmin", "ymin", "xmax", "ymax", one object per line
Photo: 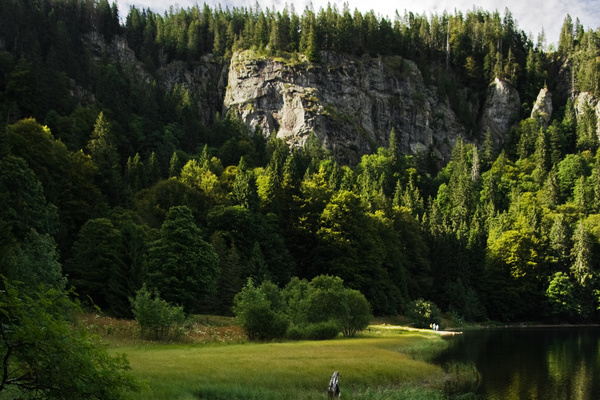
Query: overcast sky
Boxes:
[{"xmin": 115, "ymin": 0, "xmax": 600, "ymax": 47}]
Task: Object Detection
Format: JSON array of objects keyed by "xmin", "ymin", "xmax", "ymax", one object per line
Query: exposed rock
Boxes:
[
  {"xmin": 575, "ymin": 92, "xmax": 600, "ymax": 137},
  {"xmin": 480, "ymin": 78, "xmax": 521, "ymax": 146},
  {"xmin": 531, "ymin": 87, "xmax": 552, "ymax": 128},
  {"xmin": 224, "ymin": 50, "xmax": 467, "ymax": 164},
  {"xmin": 85, "ymin": 33, "xmax": 229, "ymax": 127},
  {"xmin": 157, "ymin": 57, "xmax": 229, "ymax": 126},
  {"xmin": 87, "ymin": 32, "xmax": 138, "ymax": 69}
]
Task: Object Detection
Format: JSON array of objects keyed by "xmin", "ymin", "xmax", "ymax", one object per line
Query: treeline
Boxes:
[
  {"xmin": 2, "ymin": 1, "xmax": 599, "ymax": 145},
  {"xmin": 2, "ymin": 0, "xmax": 600, "ymax": 324},
  {"xmin": 5, "ymin": 106, "xmax": 600, "ymax": 322}
]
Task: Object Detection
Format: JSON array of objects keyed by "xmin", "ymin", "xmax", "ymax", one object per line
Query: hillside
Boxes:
[{"xmin": 2, "ymin": 0, "xmax": 600, "ymax": 324}]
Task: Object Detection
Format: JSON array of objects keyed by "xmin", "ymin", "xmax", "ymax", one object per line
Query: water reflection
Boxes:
[{"xmin": 438, "ymin": 327, "xmax": 600, "ymax": 400}]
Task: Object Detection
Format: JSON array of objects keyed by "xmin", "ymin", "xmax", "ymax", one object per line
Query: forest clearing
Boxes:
[{"xmin": 91, "ymin": 315, "xmax": 458, "ymax": 400}]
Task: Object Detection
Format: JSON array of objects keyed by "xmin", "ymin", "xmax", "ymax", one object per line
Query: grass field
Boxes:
[{"xmin": 104, "ymin": 321, "xmax": 458, "ymax": 400}]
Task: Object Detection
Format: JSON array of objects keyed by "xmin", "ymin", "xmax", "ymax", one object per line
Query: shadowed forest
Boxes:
[{"xmin": 3, "ymin": 0, "xmax": 600, "ymax": 329}]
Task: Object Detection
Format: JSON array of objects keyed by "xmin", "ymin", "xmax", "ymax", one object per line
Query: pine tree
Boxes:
[
  {"xmin": 591, "ymin": 151, "xmax": 600, "ymax": 212},
  {"xmin": 86, "ymin": 113, "xmax": 125, "ymax": 204},
  {"xmin": 558, "ymin": 14, "xmax": 574, "ymax": 56},
  {"xmin": 305, "ymin": 24, "xmax": 320, "ymax": 62},
  {"xmin": 232, "ymin": 157, "xmax": 259, "ymax": 210},
  {"xmin": 247, "ymin": 242, "xmax": 271, "ymax": 283},
  {"xmin": 482, "ymin": 129, "xmax": 495, "ymax": 170},
  {"xmin": 571, "ymin": 221, "xmax": 593, "ymax": 287},
  {"xmin": 548, "ymin": 214, "xmax": 571, "ymax": 269},
  {"xmin": 540, "ymin": 166, "xmax": 559, "ymax": 208},
  {"xmin": 388, "ymin": 127, "xmax": 400, "ymax": 169},
  {"xmin": 169, "ymin": 151, "xmax": 181, "ymax": 177},
  {"xmin": 576, "ymin": 100, "xmax": 598, "ymax": 151},
  {"xmin": 146, "ymin": 206, "xmax": 220, "ymax": 313},
  {"xmin": 471, "ymin": 146, "xmax": 481, "ymax": 183},
  {"xmin": 147, "ymin": 151, "xmax": 161, "ymax": 185}
]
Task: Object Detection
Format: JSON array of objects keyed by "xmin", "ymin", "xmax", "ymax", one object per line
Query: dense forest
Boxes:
[{"xmin": 2, "ymin": 0, "xmax": 600, "ymax": 326}]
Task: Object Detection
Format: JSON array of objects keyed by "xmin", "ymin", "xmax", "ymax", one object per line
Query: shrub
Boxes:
[
  {"xmin": 303, "ymin": 320, "xmax": 341, "ymax": 340},
  {"xmin": 235, "ymin": 276, "xmax": 372, "ymax": 341},
  {"xmin": 233, "ymin": 278, "xmax": 289, "ymax": 341},
  {"xmin": 283, "ymin": 275, "xmax": 372, "ymax": 338},
  {"xmin": 130, "ymin": 285, "xmax": 186, "ymax": 339},
  {"xmin": 0, "ymin": 280, "xmax": 139, "ymax": 399},
  {"xmin": 285, "ymin": 321, "xmax": 340, "ymax": 340},
  {"xmin": 407, "ymin": 298, "xmax": 441, "ymax": 329},
  {"xmin": 340, "ymin": 289, "xmax": 372, "ymax": 337},
  {"xmin": 285, "ymin": 324, "xmax": 304, "ymax": 340}
]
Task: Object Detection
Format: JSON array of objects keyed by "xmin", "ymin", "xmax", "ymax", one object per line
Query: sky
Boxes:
[{"xmin": 115, "ymin": 0, "xmax": 600, "ymax": 47}]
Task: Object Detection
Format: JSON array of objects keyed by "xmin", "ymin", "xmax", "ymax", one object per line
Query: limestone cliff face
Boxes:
[
  {"xmin": 575, "ymin": 92, "xmax": 600, "ymax": 136},
  {"xmin": 157, "ymin": 58, "xmax": 229, "ymax": 126},
  {"xmin": 85, "ymin": 34, "xmax": 524, "ymax": 164},
  {"xmin": 86, "ymin": 33, "xmax": 229, "ymax": 127},
  {"xmin": 480, "ymin": 78, "xmax": 521, "ymax": 146},
  {"xmin": 531, "ymin": 87, "xmax": 553, "ymax": 128},
  {"xmin": 224, "ymin": 51, "xmax": 468, "ymax": 163}
]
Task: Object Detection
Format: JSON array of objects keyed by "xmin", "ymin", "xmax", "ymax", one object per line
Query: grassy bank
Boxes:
[{"xmin": 107, "ymin": 323, "xmax": 457, "ymax": 400}]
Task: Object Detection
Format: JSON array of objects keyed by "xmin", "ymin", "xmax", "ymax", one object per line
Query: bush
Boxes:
[
  {"xmin": 340, "ymin": 289, "xmax": 372, "ymax": 337},
  {"xmin": 233, "ymin": 279, "xmax": 289, "ymax": 341},
  {"xmin": 285, "ymin": 320, "xmax": 340, "ymax": 340},
  {"xmin": 234, "ymin": 276, "xmax": 372, "ymax": 341},
  {"xmin": 407, "ymin": 298, "xmax": 441, "ymax": 329},
  {"xmin": 130, "ymin": 285, "xmax": 186, "ymax": 339},
  {"xmin": 238, "ymin": 302, "xmax": 288, "ymax": 340},
  {"xmin": 283, "ymin": 275, "xmax": 372, "ymax": 338},
  {"xmin": 0, "ymin": 280, "xmax": 139, "ymax": 399},
  {"xmin": 285, "ymin": 325, "xmax": 304, "ymax": 340},
  {"xmin": 304, "ymin": 320, "xmax": 341, "ymax": 340}
]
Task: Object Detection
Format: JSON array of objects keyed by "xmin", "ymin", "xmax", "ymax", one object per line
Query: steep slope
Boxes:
[{"xmin": 223, "ymin": 51, "xmax": 525, "ymax": 164}]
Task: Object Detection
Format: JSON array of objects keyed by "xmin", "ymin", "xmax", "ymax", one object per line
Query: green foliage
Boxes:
[
  {"xmin": 130, "ymin": 285, "xmax": 186, "ymax": 339},
  {"xmin": 4, "ymin": 229, "xmax": 65, "ymax": 292},
  {"xmin": 0, "ymin": 280, "xmax": 139, "ymax": 399},
  {"xmin": 0, "ymin": 155, "xmax": 58, "ymax": 241},
  {"xmin": 445, "ymin": 279, "xmax": 486, "ymax": 322},
  {"xmin": 67, "ymin": 211, "xmax": 147, "ymax": 318},
  {"xmin": 288, "ymin": 320, "xmax": 341, "ymax": 340},
  {"xmin": 407, "ymin": 299, "xmax": 442, "ymax": 329},
  {"xmin": 234, "ymin": 275, "xmax": 371, "ymax": 341},
  {"xmin": 146, "ymin": 205, "xmax": 220, "ymax": 314},
  {"xmin": 232, "ymin": 279, "xmax": 289, "ymax": 341},
  {"xmin": 283, "ymin": 275, "xmax": 372, "ymax": 338},
  {"xmin": 6, "ymin": 0, "xmax": 600, "ymax": 327},
  {"xmin": 546, "ymin": 272, "xmax": 579, "ymax": 320}
]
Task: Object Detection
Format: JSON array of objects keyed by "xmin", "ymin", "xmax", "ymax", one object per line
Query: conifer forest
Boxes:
[{"xmin": 3, "ymin": 0, "xmax": 600, "ymax": 331}]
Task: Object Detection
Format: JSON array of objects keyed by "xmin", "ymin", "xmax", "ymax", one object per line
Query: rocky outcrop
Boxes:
[
  {"xmin": 86, "ymin": 33, "xmax": 228, "ymax": 127},
  {"xmin": 224, "ymin": 51, "xmax": 468, "ymax": 163},
  {"xmin": 480, "ymin": 78, "xmax": 521, "ymax": 146},
  {"xmin": 575, "ymin": 92, "xmax": 600, "ymax": 136},
  {"xmin": 84, "ymin": 33, "xmax": 523, "ymax": 164},
  {"xmin": 157, "ymin": 58, "xmax": 229, "ymax": 126},
  {"xmin": 531, "ymin": 87, "xmax": 553, "ymax": 128}
]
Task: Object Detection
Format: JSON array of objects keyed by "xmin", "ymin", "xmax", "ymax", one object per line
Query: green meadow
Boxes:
[{"xmin": 111, "ymin": 325, "xmax": 459, "ymax": 400}]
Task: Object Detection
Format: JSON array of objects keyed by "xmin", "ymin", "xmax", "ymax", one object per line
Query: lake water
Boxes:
[{"xmin": 437, "ymin": 327, "xmax": 600, "ymax": 399}]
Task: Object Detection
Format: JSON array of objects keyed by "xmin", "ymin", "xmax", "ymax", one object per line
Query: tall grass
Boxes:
[{"xmin": 118, "ymin": 331, "xmax": 452, "ymax": 399}]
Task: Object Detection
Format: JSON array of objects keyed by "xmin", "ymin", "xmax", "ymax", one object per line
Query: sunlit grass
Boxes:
[{"xmin": 116, "ymin": 327, "xmax": 450, "ymax": 400}]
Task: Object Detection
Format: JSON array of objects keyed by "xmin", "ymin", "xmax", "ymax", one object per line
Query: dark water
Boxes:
[{"xmin": 438, "ymin": 327, "xmax": 600, "ymax": 400}]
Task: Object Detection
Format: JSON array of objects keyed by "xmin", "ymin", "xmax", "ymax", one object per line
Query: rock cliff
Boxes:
[
  {"xmin": 224, "ymin": 51, "xmax": 468, "ymax": 164},
  {"xmin": 531, "ymin": 87, "xmax": 553, "ymax": 128},
  {"xmin": 480, "ymin": 78, "xmax": 521, "ymax": 146},
  {"xmin": 86, "ymin": 34, "xmax": 527, "ymax": 164},
  {"xmin": 575, "ymin": 92, "xmax": 600, "ymax": 136}
]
